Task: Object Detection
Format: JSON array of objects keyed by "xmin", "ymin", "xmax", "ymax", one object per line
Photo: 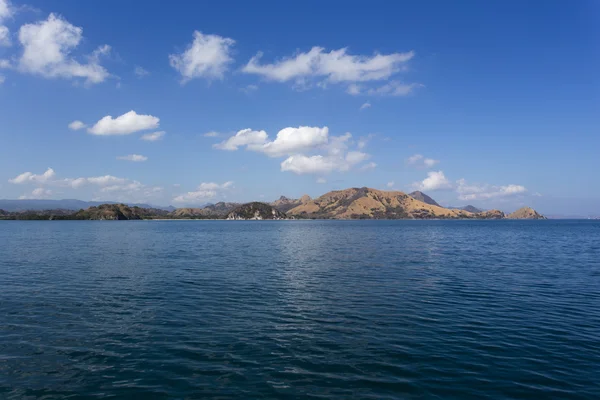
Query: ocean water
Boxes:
[{"xmin": 0, "ymin": 220, "xmax": 599, "ymax": 399}]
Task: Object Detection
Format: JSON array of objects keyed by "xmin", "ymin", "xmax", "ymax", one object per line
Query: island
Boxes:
[{"xmin": 0, "ymin": 187, "xmax": 546, "ymax": 220}]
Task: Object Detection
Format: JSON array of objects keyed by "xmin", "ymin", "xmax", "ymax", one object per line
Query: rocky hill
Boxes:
[
  {"xmin": 408, "ymin": 191, "xmax": 442, "ymax": 207},
  {"xmin": 73, "ymin": 204, "xmax": 170, "ymax": 220},
  {"xmin": 271, "ymin": 195, "xmax": 312, "ymax": 213},
  {"xmin": 507, "ymin": 207, "xmax": 546, "ymax": 219},
  {"xmin": 170, "ymin": 202, "xmax": 240, "ymax": 218},
  {"xmin": 287, "ymin": 187, "xmax": 478, "ymax": 219},
  {"xmin": 449, "ymin": 205, "xmax": 484, "ymax": 213},
  {"xmin": 226, "ymin": 202, "xmax": 288, "ymax": 220}
]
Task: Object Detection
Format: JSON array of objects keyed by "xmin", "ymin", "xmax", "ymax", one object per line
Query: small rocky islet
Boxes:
[{"xmin": 0, "ymin": 187, "xmax": 545, "ymax": 220}]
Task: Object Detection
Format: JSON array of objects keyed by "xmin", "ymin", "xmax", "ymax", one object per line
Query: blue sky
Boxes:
[{"xmin": 0, "ymin": 0, "xmax": 598, "ymax": 214}]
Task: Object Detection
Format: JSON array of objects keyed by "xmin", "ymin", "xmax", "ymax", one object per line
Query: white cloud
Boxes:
[
  {"xmin": 258, "ymin": 126, "xmax": 329, "ymax": 157},
  {"xmin": 140, "ymin": 131, "xmax": 165, "ymax": 141},
  {"xmin": 281, "ymin": 150, "xmax": 370, "ymax": 175},
  {"xmin": 9, "ymin": 167, "xmax": 55, "ymax": 184},
  {"xmin": 68, "ymin": 120, "xmax": 86, "ymax": 130},
  {"xmin": 88, "ymin": 110, "xmax": 159, "ymax": 136},
  {"xmin": 387, "ymin": 181, "xmax": 395, "ymax": 188},
  {"xmin": 134, "ymin": 66, "xmax": 149, "ymax": 78},
  {"xmin": 456, "ymin": 179, "xmax": 527, "ymax": 200},
  {"xmin": 0, "ymin": 74, "xmax": 4, "ymax": 84},
  {"xmin": 0, "ymin": 58, "xmax": 9, "ymax": 68},
  {"xmin": 369, "ymin": 81, "xmax": 422, "ymax": 96},
  {"xmin": 215, "ymin": 126, "xmax": 329, "ymax": 157},
  {"xmin": 316, "ymin": 177, "xmax": 327, "ymax": 184},
  {"xmin": 203, "ymin": 131, "xmax": 220, "ymax": 137},
  {"xmin": 214, "ymin": 128, "xmax": 268, "ymax": 151},
  {"xmin": 413, "ymin": 170, "xmax": 452, "ymax": 191},
  {"xmin": 0, "ymin": 25, "xmax": 9, "ymax": 47},
  {"xmin": 117, "ymin": 154, "xmax": 148, "ymax": 162},
  {"xmin": 19, "ymin": 188, "xmax": 52, "ymax": 199},
  {"xmin": 360, "ymin": 102, "xmax": 371, "ymax": 110},
  {"xmin": 407, "ymin": 153, "xmax": 439, "ymax": 168},
  {"xmin": 173, "ymin": 181, "xmax": 233, "ymax": 204},
  {"xmin": 17, "ymin": 14, "xmax": 111, "ymax": 85},
  {"xmin": 243, "ymin": 47, "xmax": 413, "ymax": 84},
  {"xmin": 0, "ymin": 0, "xmax": 12, "ymax": 47},
  {"xmin": 169, "ymin": 31, "xmax": 235, "ymax": 83}
]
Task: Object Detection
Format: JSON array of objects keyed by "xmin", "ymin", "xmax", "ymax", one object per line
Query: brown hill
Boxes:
[
  {"xmin": 287, "ymin": 187, "xmax": 476, "ymax": 219},
  {"xmin": 170, "ymin": 202, "xmax": 240, "ymax": 218},
  {"xmin": 271, "ymin": 195, "xmax": 312, "ymax": 213},
  {"xmin": 507, "ymin": 207, "xmax": 546, "ymax": 219}
]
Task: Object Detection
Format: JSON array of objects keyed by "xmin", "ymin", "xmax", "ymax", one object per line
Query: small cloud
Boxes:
[
  {"xmin": 360, "ymin": 102, "xmax": 371, "ymax": 110},
  {"xmin": 412, "ymin": 170, "xmax": 452, "ymax": 191},
  {"xmin": 317, "ymin": 177, "xmax": 327, "ymax": 184},
  {"xmin": 88, "ymin": 110, "xmax": 159, "ymax": 136},
  {"xmin": 68, "ymin": 120, "xmax": 87, "ymax": 131},
  {"xmin": 141, "ymin": 131, "xmax": 166, "ymax": 141},
  {"xmin": 117, "ymin": 154, "xmax": 148, "ymax": 162},
  {"xmin": 387, "ymin": 181, "xmax": 394, "ymax": 188},
  {"xmin": 19, "ymin": 188, "xmax": 52, "ymax": 199},
  {"xmin": 203, "ymin": 131, "xmax": 220, "ymax": 137},
  {"xmin": 134, "ymin": 66, "xmax": 150, "ymax": 78},
  {"xmin": 406, "ymin": 153, "xmax": 439, "ymax": 168},
  {"xmin": 173, "ymin": 181, "xmax": 233, "ymax": 204},
  {"xmin": 170, "ymin": 31, "xmax": 235, "ymax": 83}
]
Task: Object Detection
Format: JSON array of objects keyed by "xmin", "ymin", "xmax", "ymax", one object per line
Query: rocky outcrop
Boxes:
[
  {"xmin": 271, "ymin": 195, "xmax": 312, "ymax": 213},
  {"xmin": 226, "ymin": 202, "xmax": 289, "ymax": 220},
  {"xmin": 474, "ymin": 209, "xmax": 505, "ymax": 219},
  {"xmin": 408, "ymin": 191, "xmax": 442, "ymax": 207},
  {"xmin": 171, "ymin": 202, "xmax": 240, "ymax": 218},
  {"xmin": 507, "ymin": 207, "xmax": 546, "ymax": 219}
]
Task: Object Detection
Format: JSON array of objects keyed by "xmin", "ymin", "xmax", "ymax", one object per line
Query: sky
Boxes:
[{"xmin": 0, "ymin": 0, "xmax": 598, "ymax": 215}]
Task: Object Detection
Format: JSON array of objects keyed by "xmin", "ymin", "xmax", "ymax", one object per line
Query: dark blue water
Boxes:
[{"xmin": 1, "ymin": 220, "xmax": 599, "ymax": 399}]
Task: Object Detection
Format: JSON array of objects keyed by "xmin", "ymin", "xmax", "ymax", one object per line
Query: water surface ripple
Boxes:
[{"xmin": 1, "ymin": 220, "xmax": 599, "ymax": 399}]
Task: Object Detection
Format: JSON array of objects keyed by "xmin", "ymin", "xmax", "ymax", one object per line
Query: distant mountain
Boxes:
[
  {"xmin": 0, "ymin": 199, "xmax": 172, "ymax": 212},
  {"xmin": 271, "ymin": 195, "xmax": 312, "ymax": 213},
  {"xmin": 287, "ymin": 187, "xmax": 481, "ymax": 219},
  {"xmin": 408, "ymin": 191, "xmax": 441, "ymax": 207},
  {"xmin": 507, "ymin": 207, "xmax": 546, "ymax": 219},
  {"xmin": 0, "ymin": 204, "xmax": 170, "ymax": 220},
  {"xmin": 226, "ymin": 202, "xmax": 288, "ymax": 220},
  {"xmin": 448, "ymin": 205, "xmax": 484, "ymax": 213}
]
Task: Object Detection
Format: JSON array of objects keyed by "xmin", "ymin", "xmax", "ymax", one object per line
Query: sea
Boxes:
[{"xmin": 1, "ymin": 220, "xmax": 599, "ymax": 399}]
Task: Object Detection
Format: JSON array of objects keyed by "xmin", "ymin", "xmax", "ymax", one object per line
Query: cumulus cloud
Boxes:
[
  {"xmin": 216, "ymin": 126, "xmax": 374, "ymax": 175},
  {"xmin": 169, "ymin": 31, "xmax": 235, "ymax": 83},
  {"xmin": 173, "ymin": 181, "xmax": 233, "ymax": 204},
  {"xmin": 243, "ymin": 47, "xmax": 413, "ymax": 83},
  {"xmin": 316, "ymin": 177, "xmax": 327, "ymax": 184},
  {"xmin": 215, "ymin": 126, "xmax": 329, "ymax": 157},
  {"xmin": 387, "ymin": 181, "xmax": 395, "ymax": 188},
  {"xmin": 407, "ymin": 154, "xmax": 439, "ymax": 168},
  {"xmin": 281, "ymin": 150, "xmax": 370, "ymax": 175},
  {"xmin": 360, "ymin": 162, "xmax": 377, "ymax": 171},
  {"xmin": 68, "ymin": 120, "xmax": 86, "ymax": 130},
  {"xmin": 456, "ymin": 179, "xmax": 527, "ymax": 200},
  {"xmin": 214, "ymin": 128, "xmax": 268, "ymax": 151},
  {"xmin": 203, "ymin": 131, "xmax": 220, "ymax": 137},
  {"xmin": 117, "ymin": 154, "xmax": 147, "ymax": 162},
  {"xmin": 88, "ymin": 110, "xmax": 159, "ymax": 136},
  {"xmin": 0, "ymin": 0, "xmax": 12, "ymax": 47},
  {"xmin": 17, "ymin": 14, "xmax": 111, "ymax": 84},
  {"xmin": 9, "ymin": 167, "xmax": 55, "ymax": 184},
  {"xmin": 412, "ymin": 170, "xmax": 453, "ymax": 191},
  {"xmin": 19, "ymin": 188, "xmax": 52, "ymax": 199},
  {"xmin": 134, "ymin": 66, "xmax": 149, "ymax": 78},
  {"xmin": 360, "ymin": 102, "xmax": 371, "ymax": 110},
  {"xmin": 140, "ymin": 131, "xmax": 165, "ymax": 141}
]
